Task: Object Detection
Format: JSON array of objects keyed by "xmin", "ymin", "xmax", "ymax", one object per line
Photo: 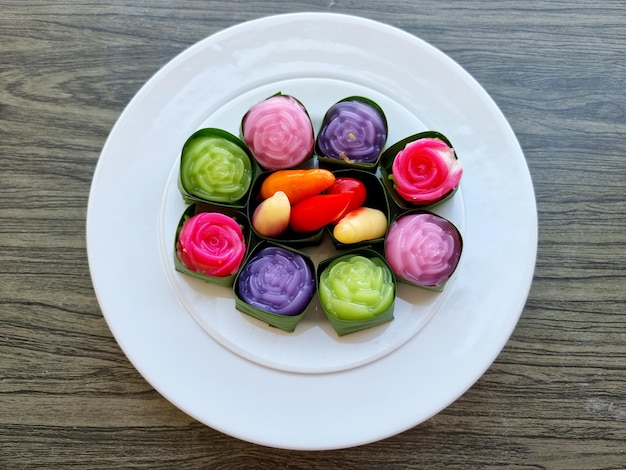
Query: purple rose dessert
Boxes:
[{"xmin": 237, "ymin": 246, "xmax": 315, "ymax": 316}]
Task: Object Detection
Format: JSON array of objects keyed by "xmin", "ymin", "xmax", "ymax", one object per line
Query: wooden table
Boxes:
[{"xmin": 2, "ymin": 2, "xmax": 625, "ymax": 468}]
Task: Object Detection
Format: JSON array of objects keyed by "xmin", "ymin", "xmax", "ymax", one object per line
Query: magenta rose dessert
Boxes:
[
  {"xmin": 176, "ymin": 211, "xmax": 246, "ymax": 278},
  {"xmin": 385, "ymin": 212, "xmax": 462, "ymax": 290},
  {"xmin": 384, "ymin": 133, "xmax": 463, "ymax": 207},
  {"xmin": 316, "ymin": 97, "xmax": 387, "ymax": 166},
  {"xmin": 241, "ymin": 94, "xmax": 315, "ymax": 170},
  {"xmin": 237, "ymin": 246, "xmax": 315, "ymax": 317}
]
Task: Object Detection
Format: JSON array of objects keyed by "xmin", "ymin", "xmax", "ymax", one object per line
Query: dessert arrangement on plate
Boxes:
[{"xmin": 174, "ymin": 93, "xmax": 463, "ymax": 336}]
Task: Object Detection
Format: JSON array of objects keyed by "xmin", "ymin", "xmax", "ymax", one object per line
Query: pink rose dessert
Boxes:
[
  {"xmin": 385, "ymin": 212, "xmax": 462, "ymax": 289},
  {"xmin": 176, "ymin": 212, "xmax": 246, "ymax": 277},
  {"xmin": 391, "ymin": 137, "xmax": 463, "ymax": 206},
  {"xmin": 241, "ymin": 94, "xmax": 315, "ymax": 170}
]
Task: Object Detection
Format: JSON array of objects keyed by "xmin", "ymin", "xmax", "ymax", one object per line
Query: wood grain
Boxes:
[{"xmin": 1, "ymin": 1, "xmax": 625, "ymax": 468}]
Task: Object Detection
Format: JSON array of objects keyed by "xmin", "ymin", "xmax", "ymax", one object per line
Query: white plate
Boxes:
[{"xmin": 87, "ymin": 13, "xmax": 537, "ymax": 450}]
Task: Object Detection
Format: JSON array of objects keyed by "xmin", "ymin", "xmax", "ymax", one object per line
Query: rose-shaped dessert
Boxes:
[
  {"xmin": 385, "ymin": 212, "xmax": 462, "ymax": 290},
  {"xmin": 176, "ymin": 211, "xmax": 246, "ymax": 278},
  {"xmin": 237, "ymin": 246, "xmax": 315, "ymax": 317},
  {"xmin": 241, "ymin": 94, "xmax": 314, "ymax": 170},
  {"xmin": 316, "ymin": 97, "xmax": 387, "ymax": 166},
  {"xmin": 385, "ymin": 133, "xmax": 462, "ymax": 207},
  {"xmin": 180, "ymin": 128, "xmax": 253, "ymax": 206},
  {"xmin": 318, "ymin": 252, "xmax": 395, "ymax": 335}
]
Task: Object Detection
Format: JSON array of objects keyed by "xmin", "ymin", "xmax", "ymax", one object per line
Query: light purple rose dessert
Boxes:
[{"xmin": 385, "ymin": 212, "xmax": 462, "ymax": 288}]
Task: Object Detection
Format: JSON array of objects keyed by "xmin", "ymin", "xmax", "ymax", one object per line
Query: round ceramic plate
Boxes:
[{"xmin": 87, "ymin": 13, "xmax": 537, "ymax": 450}]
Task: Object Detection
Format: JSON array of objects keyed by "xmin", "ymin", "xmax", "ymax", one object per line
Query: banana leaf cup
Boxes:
[
  {"xmin": 317, "ymin": 248, "xmax": 396, "ymax": 336},
  {"xmin": 325, "ymin": 169, "xmax": 391, "ymax": 250},
  {"xmin": 174, "ymin": 203, "xmax": 250, "ymax": 288},
  {"xmin": 379, "ymin": 131, "xmax": 463, "ymax": 212},
  {"xmin": 384, "ymin": 210, "xmax": 463, "ymax": 292},
  {"xmin": 241, "ymin": 92, "xmax": 315, "ymax": 171},
  {"xmin": 233, "ymin": 241, "xmax": 316, "ymax": 333},
  {"xmin": 178, "ymin": 128, "xmax": 258, "ymax": 209},
  {"xmin": 316, "ymin": 96, "xmax": 388, "ymax": 172}
]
